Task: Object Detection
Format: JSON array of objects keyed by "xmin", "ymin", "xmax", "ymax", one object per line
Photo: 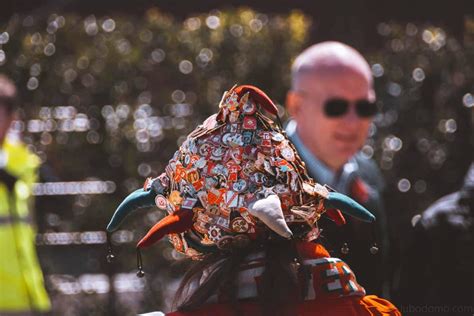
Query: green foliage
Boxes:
[{"xmin": 1, "ymin": 8, "xmax": 310, "ymax": 176}]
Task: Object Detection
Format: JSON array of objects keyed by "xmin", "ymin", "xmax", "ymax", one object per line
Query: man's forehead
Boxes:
[{"xmin": 298, "ymin": 69, "xmax": 372, "ymax": 96}]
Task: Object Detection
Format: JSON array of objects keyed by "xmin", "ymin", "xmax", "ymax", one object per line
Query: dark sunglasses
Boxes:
[{"xmin": 323, "ymin": 98, "xmax": 378, "ymax": 118}]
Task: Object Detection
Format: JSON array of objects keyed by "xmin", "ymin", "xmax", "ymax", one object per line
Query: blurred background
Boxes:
[{"xmin": 1, "ymin": 0, "xmax": 473, "ymax": 315}]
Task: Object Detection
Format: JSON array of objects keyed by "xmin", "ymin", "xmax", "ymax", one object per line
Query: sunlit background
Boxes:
[{"xmin": 1, "ymin": 1, "xmax": 473, "ymax": 315}]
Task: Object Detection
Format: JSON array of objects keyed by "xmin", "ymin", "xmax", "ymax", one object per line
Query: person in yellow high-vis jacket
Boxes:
[{"xmin": 0, "ymin": 74, "xmax": 51, "ymax": 315}]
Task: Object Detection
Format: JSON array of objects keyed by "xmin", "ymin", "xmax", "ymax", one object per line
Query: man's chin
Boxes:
[{"xmin": 334, "ymin": 146, "xmax": 358, "ymax": 162}]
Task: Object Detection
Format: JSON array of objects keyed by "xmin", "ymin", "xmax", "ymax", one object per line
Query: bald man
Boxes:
[{"xmin": 285, "ymin": 42, "xmax": 389, "ymax": 296}]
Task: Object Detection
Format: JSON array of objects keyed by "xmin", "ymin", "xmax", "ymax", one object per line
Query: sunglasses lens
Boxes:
[
  {"xmin": 356, "ymin": 101, "xmax": 378, "ymax": 117},
  {"xmin": 324, "ymin": 99, "xmax": 349, "ymax": 117}
]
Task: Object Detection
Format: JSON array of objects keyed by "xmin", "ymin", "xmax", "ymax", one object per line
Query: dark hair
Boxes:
[
  {"xmin": 173, "ymin": 236, "xmax": 310, "ymax": 316},
  {"xmin": 0, "ymin": 74, "xmax": 19, "ymax": 113}
]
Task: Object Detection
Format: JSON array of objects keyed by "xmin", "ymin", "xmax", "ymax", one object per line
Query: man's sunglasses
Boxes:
[
  {"xmin": 323, "ymin": 98, "xmax": 378, "ymax": 118},
  {"xmin": 296, "ymin": 91, "xmax": 378, "ymax": 118}
]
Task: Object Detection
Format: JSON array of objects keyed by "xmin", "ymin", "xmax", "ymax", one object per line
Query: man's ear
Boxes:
[{"xmin": 286, "ymin": 91, "xmax": 301, "ymax": 118}]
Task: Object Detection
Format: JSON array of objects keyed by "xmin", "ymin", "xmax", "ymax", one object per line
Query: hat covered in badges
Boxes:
[{"xmin": 106, "ymin": 85, "xmax": 375, "ymax": 260}]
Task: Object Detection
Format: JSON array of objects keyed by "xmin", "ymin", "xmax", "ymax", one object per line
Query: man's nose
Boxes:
[{"xmin": 342, "ymin": 105, "xmax": 360, "ymax": 123}]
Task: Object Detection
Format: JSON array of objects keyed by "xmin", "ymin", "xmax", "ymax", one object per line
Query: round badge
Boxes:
[
  {"xmin": 189, "ymin": 155, "xmax": 200, "ymax": 165},
  {"xmin": 233, "ymin": 179, "xmax": 248, "ymax": 193},
  {"xmin": 199, "ymin": 143, "xmax": 212, "ymax": 156},
  {"xmin": 194, "ymin": 157, "xmax": 207, "ymax": 169},
  {"xmin": 211, "ymin": 147, "xmax": 225, "ymax": 160},
  {"xmin": 271, "ymin": 132, "xmax": 285, "ymax": 142},
  {"xmin": 228, "ymin": 134, "xmax": 244, "ymax": 147},
  {"xmin": 208, "ymin": 225, "xmax": 222, "ymax": 242},
  {"xmin": 193, "ymin": 221, "xmax": 208, "ymax": 234},
  {"xmin": 280, "ymin": 145, "xmax": 295, "ymax": 162},
  {"xmin": 222, "ymin": 133, "xmax": 232, "ymax": 146},
  {"xmin": 231, "ymin": 217, "xmax": 250, "ymax": 233},
  {"xmin": 155, "ymin": 194, "xmax": 168, "ymax": 210},
  {"xmin": 242, "ymin": 99, "xmax": 257, "ymax": 115},
  {"xmin": 210, "ymin": 134, "xmax": 221, "ymax": 144},
  {"xmin": 184, "ymin": 154, "xmax": 191, "ymax": 166}
]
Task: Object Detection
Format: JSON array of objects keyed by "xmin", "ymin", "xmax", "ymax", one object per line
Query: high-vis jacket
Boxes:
[{"xmin": 0, "ymin": 138, "xmax": 51, "ymax": 313}]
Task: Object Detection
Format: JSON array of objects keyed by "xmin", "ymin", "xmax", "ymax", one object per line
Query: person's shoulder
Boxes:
[
  {"xmin": 4, "ymin": 137, "xmax": 41, "ymax": 173},
  {"xmin": 419, "ymin": 191, "xmax": 470, "ymax": 230},
  {"xmin": 4, "ymin": 137, "xmax": 37, "ymax": 157},
  {"xmin": 417, "ymin": 164, "xmax": 474, "ymax": 231}
]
